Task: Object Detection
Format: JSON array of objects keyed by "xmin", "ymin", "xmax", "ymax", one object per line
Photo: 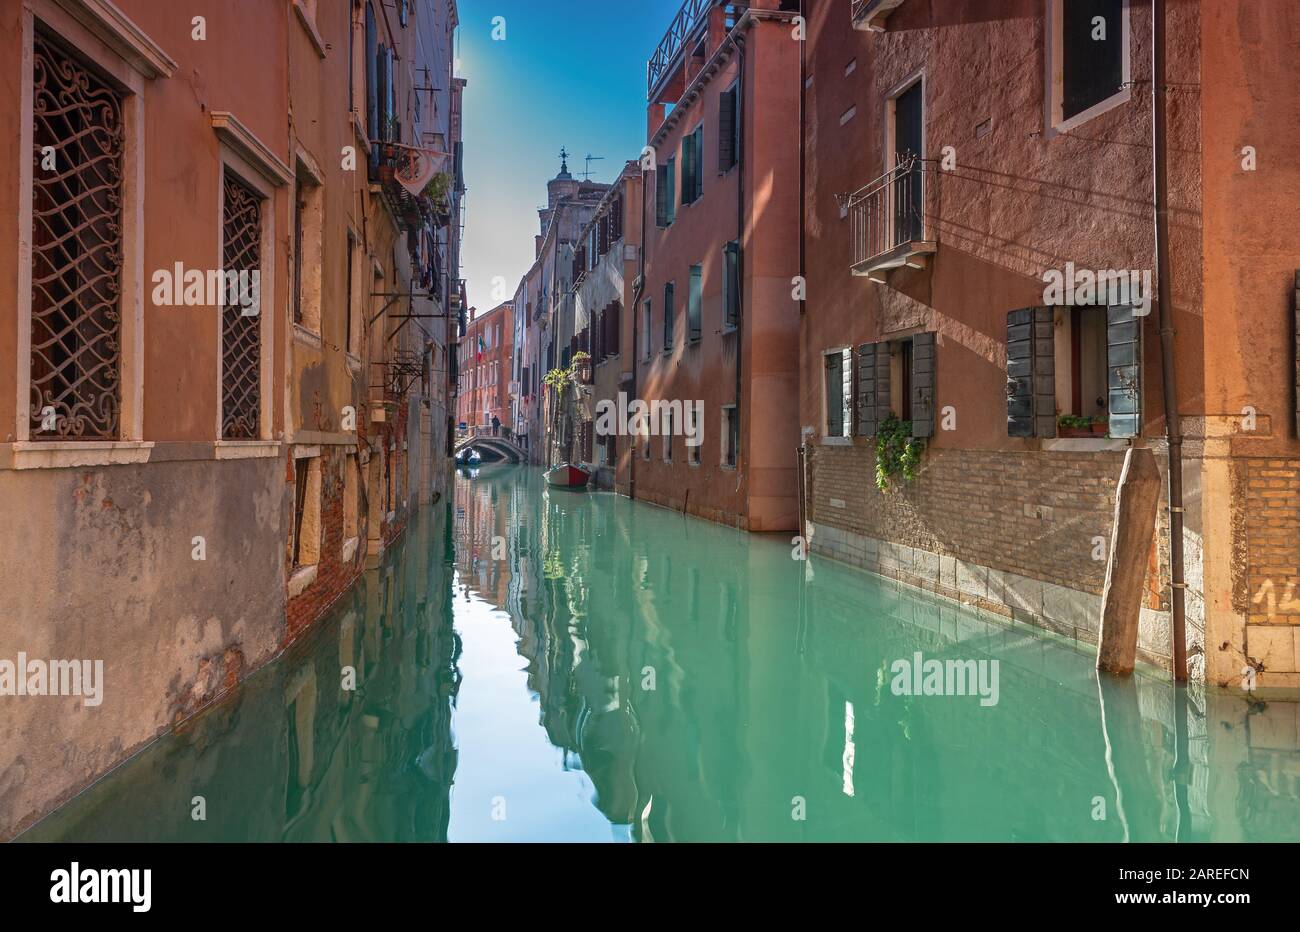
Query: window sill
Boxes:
[
  {"xmin": 3, "ymin": 440, "xmax": 154, "ymax": 470},
  {"xmin": 722, "ymin": 323, "xmax": 739, "ymax": 335},
  {"xmin": 287, "ymin": 563, "xmax": 318, "ymax": 599},
  {"xmin": 292, "ymin": 2, "xmax": 327, "ymax": 59},
  {"xmin": 821, "ymin": 436, "xmax": 852, "ymax": 446},
  {"xmin": 720, "ymin": 464, "xmax": 737, "ymax": 471},
  {"xmin": 215, "ymin": 440, "xmax": 281, "ymax": 460},
  {"xmin": 342, "ymin": 536, "xmax": 359, "ymax": 563},
  {"xmin": 293, "ymin": 323, "xmax": 323, "ymax": 350},
  {"xmin": 1048, "ymin": 87, "xmax": 1132, "ymax": 138},
  {"xmin": 1040, "ymin": 437, "xmax": 1132, "ymax": 453}
]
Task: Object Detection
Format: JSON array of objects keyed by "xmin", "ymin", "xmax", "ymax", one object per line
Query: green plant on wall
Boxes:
[
  {"xmin": 874, "ymin": 414, "xmax": 924, "ymax": 492},
  {"xmin": 422, "ymin": 171, "xmax": 452, "ymax": 207},
  {"xmin": 544, "ymin": 352, "xmax": 590, "ymax": 464}
]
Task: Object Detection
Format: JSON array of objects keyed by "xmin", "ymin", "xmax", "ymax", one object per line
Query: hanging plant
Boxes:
[{"xmin": 874, "ymin": 414, "xmax": 925, "ymax": 492}]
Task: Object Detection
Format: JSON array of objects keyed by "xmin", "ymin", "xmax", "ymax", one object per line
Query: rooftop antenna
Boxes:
[{"xmin": 580, "ymin": 154, "xmax": 605, "ymax": 181}]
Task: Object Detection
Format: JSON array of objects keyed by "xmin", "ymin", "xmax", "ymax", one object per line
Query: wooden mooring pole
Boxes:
[{"xmin": 1097, "ymin": 447, "xmax": 1162, "ymax": 676}]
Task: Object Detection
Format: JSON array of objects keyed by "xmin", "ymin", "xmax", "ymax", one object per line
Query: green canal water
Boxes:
[{"xmin": 24, "ymin": 465, "xmax": 1300, "ymax": 842}]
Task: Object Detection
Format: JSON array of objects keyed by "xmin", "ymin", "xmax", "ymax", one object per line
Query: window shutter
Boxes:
[
  {"xmin": 612, "ymin": 195, "xmax": 623, "ymax": 241},
  {"xmin": 682, "ymin": 133, "xmax": 695, "ymax": 205},
  {"xmin": 693, "ymin": 125, "xmax": 704, "ymax": 200},
  {"xmin": 656, "ymin": 165, "xmax": 668, "ymax": 227},
  {"xmin": 1006, "ymin": 307, "xmax": 1055, "ymax": 437},
  {"xmin": 666, "ymin": 157, "xmax": 676, "ymax": 222},
  {"xmin": 611, "ymin": 301, "xmax": 621, "ymax": 356},
  {"xmin": 719, "ymin": 88, "xmax": 736, "ymax": 172},
  {"xmin": 365, "ymin": 5, "xmax": 378, "ymax": 139},
  {"xmin": 911, "ymin": 332, "xmax": 936, "ymax": 438},
  {"xmin": 1106, "ymin": 303, "xmax": 1142, "ymax": 438},
  {"xmin": 826, "ymin": 353, "xmax": 844, "ymax": 436},
  {"xmin": 664, "ymin": 283, "xmax": 674, "ymax": 349},
  {"xmin": 856, "ymin": 342, "xmax": 888, "ymax": 437}
]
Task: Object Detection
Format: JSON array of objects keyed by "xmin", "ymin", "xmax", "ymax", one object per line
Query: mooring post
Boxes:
[{"xmin": 1097, "ymin": 446, "xmax": 1162, "ymax": 676}]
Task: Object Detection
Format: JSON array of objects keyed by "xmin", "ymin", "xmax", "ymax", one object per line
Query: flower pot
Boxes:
[{"xmin": 1057, "ymin": 421, "xmax": 1108, "ymax": 438}]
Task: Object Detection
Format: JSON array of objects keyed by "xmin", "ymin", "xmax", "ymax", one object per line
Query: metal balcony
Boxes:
[
  {"xmin": 851, "ymin": 0, "xmax": 907, "ymax": 32},
  {"xmin": 847, "ymin": 155, "xmax": 936, "ymax": 279},
  {"xmin": 647, "ymin": 0, "xmax": 748, "ymax": 101}
]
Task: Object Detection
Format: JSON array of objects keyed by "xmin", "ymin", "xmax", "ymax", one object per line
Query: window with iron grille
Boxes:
[
  {"xmin": 221, "ymin": 172, "xmax": 264, "ymax": 439},
  {"xmin": 29, "ymin": 31, "xmax": 125, "ymax": 440}
]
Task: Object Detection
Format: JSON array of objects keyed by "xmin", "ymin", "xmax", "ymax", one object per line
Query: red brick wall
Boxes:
[
  {"xmin": 809, "ymin": 442, "xmax": 1169, "ymax": 601},
  {"xmin": 285, "ymin": 446, "xmax": 364, "ymax": 641},
  {"xmin": 1244, "ymin": 457, "xmax": 1300, "ymax": 625}
]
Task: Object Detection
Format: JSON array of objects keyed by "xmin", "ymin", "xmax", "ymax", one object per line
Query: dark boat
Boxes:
[{"xmin": 544, "ymin": 462, "xmax": 591, "ymax": 490}]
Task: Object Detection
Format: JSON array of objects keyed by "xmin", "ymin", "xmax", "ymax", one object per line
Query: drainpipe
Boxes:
[
  {"xmin": 796, "ymin": 0, "xmax": 807, "ymax": 544},
  {"xmin": 629, "ymin": 163, "xmax": 648, "ymax": 500},
  {"xmin": 734, "ymin": 32, "xmax": 747, "ymax": 483},
  {"xmin": 1153, "ymin": 0, "xmax": 1187, "ymax": 682}
]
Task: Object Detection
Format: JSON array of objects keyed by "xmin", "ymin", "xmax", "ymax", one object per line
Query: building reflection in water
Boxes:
[{"xmin": 24, "ymin": 465, "xmax": 1300, "ymax": 843}]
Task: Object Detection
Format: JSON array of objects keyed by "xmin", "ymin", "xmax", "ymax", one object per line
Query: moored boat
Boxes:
[{"xmin": 545, "ymin": 462, "xmax": 591, "ymax": 490}]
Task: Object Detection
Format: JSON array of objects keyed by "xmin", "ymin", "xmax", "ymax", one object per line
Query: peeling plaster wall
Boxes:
[{"xmin": 0, "ymin": 457, "xmax": 286, "ymax": 839}]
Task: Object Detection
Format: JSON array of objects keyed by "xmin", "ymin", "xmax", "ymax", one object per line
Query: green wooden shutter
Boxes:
[
  {"xmin": 911, "ymin": 332, "xmax": 936, "ymax": 438},
  {"xmin": 656, "ymin": 165, "xmax": 667, "ymax": 227},
  {"xmin": 718, "ymin": 87, "xmax": 736, "ymax": 171},
  {"xmin": 825, "ymin": 353, "xmax": 843, "ymax": 436},
  {"xmin": 1006, "ymin": 307, "xmax": 1055, "ymax": 437},
  {"xmin": 1106, "ymin": 303, "xmax": 1141, "ymax": 438},
  {"xmin": 666, "ymin": 157, "xmax": 676, "ymax": 223},
  {"xmin": 693, "ymin": 125, "xmax": 704, "ymax": 200}
]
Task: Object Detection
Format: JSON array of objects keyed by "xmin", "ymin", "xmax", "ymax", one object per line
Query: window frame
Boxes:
[
  {"xmin": 823, "ymin": 346, "xmax": 853, "ymax": 442},
  {"xmin": 1045, "ymin": 0, "xmax": 1131, "ymax": 136}
]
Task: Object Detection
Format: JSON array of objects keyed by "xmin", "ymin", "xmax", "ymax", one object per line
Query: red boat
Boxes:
[{"xmin": 545, "ymin": 462, "xmax": 591, "ymax": 490}]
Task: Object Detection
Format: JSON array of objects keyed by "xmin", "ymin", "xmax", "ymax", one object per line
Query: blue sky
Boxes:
[{"xmin": 456, "ymin": 0, "xmax": 679, "ymax": 315}]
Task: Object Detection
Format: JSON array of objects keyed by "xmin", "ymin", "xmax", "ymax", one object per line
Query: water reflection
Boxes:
[{"xmin": 25, "ymin": 464, "xmax": 1300, "ymax": 842}]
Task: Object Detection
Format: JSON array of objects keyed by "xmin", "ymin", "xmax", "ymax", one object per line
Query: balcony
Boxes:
[
  {"xmin": 850, "ymin": 0, "xmax": 907, "ymax": 32},
  {"xmin": 647, "ymin": 0, "xmax": 747, "ymax": 103},
  {"xmin": 846, "ymin": 155, "xmax": 935, "ymax": 279}
]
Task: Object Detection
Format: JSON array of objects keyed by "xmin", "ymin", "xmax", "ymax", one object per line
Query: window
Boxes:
[
  {"xmin": 666, "ymin": 155, "xmax": 677, "ymax": 224},
  {"xmin": 681, "ymin": 124, "xmax": 704, "ymax": 205},
  {"xmin": 1050, "ymin": 0, "xmax": 1128, "ymax": 130},
  {"xmin": 292, "ymin": 161, "xmax": 323, "ymax": 332},
  {"xmin": 687, "ymin": 406, "xmax": 701, "ymax": 466},
  {"xmin": 721, "ymin": 405, "xmax": 738, "ymax": 468},
  {"xmin": 663, "ymin": 282, "xmax": 675, "ymax": 351},
  {"xmin": 29, "ymin": 31, "xmax": 127, "ymax": 441},
  {"xmin": 344, "ymin": 452, "xmax": 359, "ymax": 541},
  {"xmin": 642, "ymin": 299, "xmax": 653, "ymax": 360},
  {"xmin": 642, "ymin": 438, "xmax": 651, "ymax": 461},
  {"xmin": 723, "ymin": 241, "xmax": 741, "ymax": 328},
  {"xmin": 292, "ymin": 454, "xmax": 322, "ymax": 568},
  {"xmin": 824, "ymin": 348, "xmax": 852, "ymax": 438},
  {"xmin": 718, "ymin": 83, "xmax": 739, "ymax": 173},
  {"xmin": 688, "ymin": 265, "xmax": 703, "ymax": 343},
  {"xmin": 857, "ymin": 335, "xmax": 936, "ymax": 438},
  {"xmin": 345, "ymin": 231, "xmax": 357, "ymax": 354},
  {"xmin": 1007, "ymin": 302, "xmax": 1139, "ymax": 439},
  {"xmin": 1062, "ymin": 0, "xmax": 1123, "ymax": 119},
  {"xmin": 221, "ymin": 171, "xmax": 265, "ymax": 439},
  {"xmin": 888, "ymin": 78, "xmax": 924, "ymax": 245},
  {"xmin": 656, "ymin": 163, "xmax": 668, "ymax": 227},
  {"xmin": 663, "ymin": 408, "xmax": 674, "ymax": 463}
]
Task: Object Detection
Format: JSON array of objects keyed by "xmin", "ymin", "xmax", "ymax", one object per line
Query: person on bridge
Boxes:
[{"xmin": 491, "ymin": 415, "xmax": 500, "ymax": 436}]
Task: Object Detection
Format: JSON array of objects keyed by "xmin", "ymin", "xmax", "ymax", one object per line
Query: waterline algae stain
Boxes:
[{"xmin": 22, "ymin": 467, "xmax": 1300, "ymax": 842}]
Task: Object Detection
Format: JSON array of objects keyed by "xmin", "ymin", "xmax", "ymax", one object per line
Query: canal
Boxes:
[{"xmin": 23, "ymin": 465, "xmax": 1300, "ymax": 842}]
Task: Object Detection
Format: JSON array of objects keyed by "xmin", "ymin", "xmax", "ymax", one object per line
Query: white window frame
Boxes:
[
  {"xmin": 1045, "ymin": 0, "xmax": 1131, "ymax": 136},
  {"xmin": 11, "ymin": 1, "xmax": 174, "ymax": 466}
]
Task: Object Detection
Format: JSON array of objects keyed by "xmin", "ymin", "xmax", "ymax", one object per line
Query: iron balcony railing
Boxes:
[
  {"xmin": 847, "ymin": 154, "xmax": 928, "ymax": 271},
  {"xmin": 647, "ymin": 1, "xmax": 748, "ymax": 99}
]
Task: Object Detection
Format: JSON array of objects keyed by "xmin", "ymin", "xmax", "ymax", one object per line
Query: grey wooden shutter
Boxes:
[
  {"xmin": 656, "ymin": 165, "xmax": 668, "ymax": 227},
  {"xmin": 911, "ymin": 332, "xmax": 935, "ymax": 438},
  {"xmin": 856, "ymin": 342, "xmax": 891, "ymax": 436},
  {"xmin": 718, "ymin": 88, "xmax": 736, "ymax": 172},
  {"xmin": 1106, "ymin": 303, "xmax": 1141, "ymax": 438},
  {"xmin": 1006, "ymin": 307, "xmax": 1055, "ymax": 437},
  {"xmin": 825, "ymin": 353, "xmax": 843, "ymax": 436},
  {"xmin": 693, "ymin": 125, "xmax": 704, "ymax": 200}
]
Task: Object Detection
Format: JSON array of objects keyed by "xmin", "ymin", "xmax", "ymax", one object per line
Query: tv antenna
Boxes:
[{"xmin": 580, "ymin": 154, "xmax": 605, "ymax": 180}]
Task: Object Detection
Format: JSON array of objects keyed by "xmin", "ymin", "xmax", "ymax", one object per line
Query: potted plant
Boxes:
[{"xmin": 1057, "ymin": 414, "xmax": 1109, "ymax": 438}]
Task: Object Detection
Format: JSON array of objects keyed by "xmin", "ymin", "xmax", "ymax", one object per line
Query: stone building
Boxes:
[
  {"xmin": 799, "ymin": 0, "xmax": 1300, "ymax": 686},
  {"xmin": 0, "ymin": 0, "xmax": 462, "ymax": 838}
]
